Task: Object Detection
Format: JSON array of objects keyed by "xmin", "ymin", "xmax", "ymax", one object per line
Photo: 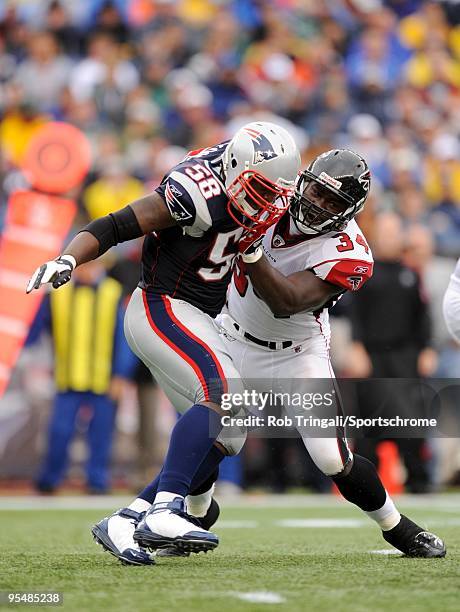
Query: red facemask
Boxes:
[{"xmin": 226, "ymin": 170, "xmax": 293, "ymax": 231}]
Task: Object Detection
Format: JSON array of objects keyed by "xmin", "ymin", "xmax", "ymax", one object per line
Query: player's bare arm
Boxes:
[
  {"xmin": 245, "ymin": 255, "xmax": 342, "ymax": 316},
  {"xmin": 64, "ymin": 193, "xmax": 175, "ymax": 265},
  {"xmin": 26, "ymin": 193, "xmax": 175, "ymax": 293}
]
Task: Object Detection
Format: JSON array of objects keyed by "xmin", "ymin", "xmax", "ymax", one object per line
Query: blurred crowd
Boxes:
[{"xmin": 1, "ymin": 0, "xmax": 460, "ymax": 494}]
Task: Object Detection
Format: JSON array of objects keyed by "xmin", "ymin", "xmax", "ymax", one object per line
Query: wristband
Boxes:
[{"xmin": 58, "ymin": 255, "xmax": 77, "ymax": 270}]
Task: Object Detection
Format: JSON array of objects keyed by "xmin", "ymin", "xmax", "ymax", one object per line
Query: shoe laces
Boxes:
[{"xmin": 149, "ymin": 498, "xmax": 202, "ymax": 527}]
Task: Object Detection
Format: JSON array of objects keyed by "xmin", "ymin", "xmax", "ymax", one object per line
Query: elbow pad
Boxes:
[{"xmin": 81, "ymin": 205, "xmax": 143, "ymax": 256}]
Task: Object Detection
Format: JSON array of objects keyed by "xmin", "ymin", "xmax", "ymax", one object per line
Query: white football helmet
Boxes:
[{"xmin": 222, "ymin": 121, "xmax": 300, "ymax": 230}]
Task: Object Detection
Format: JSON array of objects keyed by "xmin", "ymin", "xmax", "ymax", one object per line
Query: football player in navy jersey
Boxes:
[{"xmin": 27, "ymin": 122, "xmax": 301, "ymax": 565}]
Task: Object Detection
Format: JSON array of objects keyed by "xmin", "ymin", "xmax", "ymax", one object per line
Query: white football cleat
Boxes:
[
  {"xmin": 134, "ymin": 497, "xmax": 219, "ymax": 554},
  {"xmin": 92, "ymin": 508, "xmax": 155, "ymax": 565}
]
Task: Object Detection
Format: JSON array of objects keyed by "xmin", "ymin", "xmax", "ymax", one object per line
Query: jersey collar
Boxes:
[{"xmin": 271, "ymin": 214, "xmax": 316, "ymax": 248}]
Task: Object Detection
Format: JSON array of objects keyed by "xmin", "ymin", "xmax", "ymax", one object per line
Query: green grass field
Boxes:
[{"xmin": 0, "ymin": 496, "xmax": 459, "ymax": 612}]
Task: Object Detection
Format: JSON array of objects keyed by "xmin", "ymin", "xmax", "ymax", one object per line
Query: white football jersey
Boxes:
[
  {"xmin": 226, "ymin": 215, "xmax": 374, "ymax": 344},
  {"xmin": 443, "ymin": 257, "xmax": 460, "ymax": 344}
]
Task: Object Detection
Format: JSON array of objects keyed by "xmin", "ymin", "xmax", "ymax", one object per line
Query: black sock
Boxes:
[
  {"xmin": 383, "ymin": 515, "xmax": 423, "ymax": 553},
  {"xmin": 332, "ymin": 454, "xmax": 386, "ymax": 512},
  {"xmin": 190, "ymin": 466, "xmax": 220, "ymax": 496}
]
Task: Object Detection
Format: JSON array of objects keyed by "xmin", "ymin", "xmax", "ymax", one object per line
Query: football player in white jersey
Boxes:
[
  {"xmin": 443, "ymin": 258, "xmax": 460, "ymax": 344},
  {"xmin": 216, "ymin": 149, "xmax": 446, "ymax": 558}
]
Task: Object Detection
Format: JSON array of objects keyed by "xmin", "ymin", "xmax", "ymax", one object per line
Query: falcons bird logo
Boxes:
[{"xmin": 347, "ymin": 275, "xmax": 363, "ymax": 291}]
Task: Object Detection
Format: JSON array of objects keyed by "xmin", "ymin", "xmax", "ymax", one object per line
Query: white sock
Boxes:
[
  {"xmin": 154, "ymin": 491, "xmax": 183, "ymax": 505},
  {"xmin": 128, "ymin": 498, "xmax": 151, "ymax": 513},
  {"xmin": 186, "ymin": 485, "xmax": 214, "ymax": 517},
  {"xmin": 366, "ymin": 492, "xmax": 401, "ymax": 531}
]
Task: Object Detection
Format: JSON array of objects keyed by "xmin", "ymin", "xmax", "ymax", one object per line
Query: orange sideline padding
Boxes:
[
  {"xmin": 377, "ymin": 440, "xmax": 404, "ymax": 494},
  {"xmin": 332, "ymin": 440, "xmax": 404, "ymax": 497},
  {"xmin": 22, "ymin": 122, "xmax": 92, "ymax": 194},
  {"xmin": 0, "ymin": 191, "xmax": 77, "ymax": 397}
]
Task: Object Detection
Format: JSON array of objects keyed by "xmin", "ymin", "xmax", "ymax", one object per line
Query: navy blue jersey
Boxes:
[{"xmin": 139, "ymin": 142, "xmax": 244, "ymax": 317}]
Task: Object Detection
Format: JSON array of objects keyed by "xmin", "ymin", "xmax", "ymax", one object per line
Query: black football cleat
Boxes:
[{"xmin": 383, "ymin": 514, "xmax": 446, "ymax": 558}]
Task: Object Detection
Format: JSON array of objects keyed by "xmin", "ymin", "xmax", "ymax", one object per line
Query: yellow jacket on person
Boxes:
[
  {"xmin": 49, "ymin": 277, "xmax": 129, "ymax": 394},
  {"xmin": 83, "ymin": 176, "xmax": 144, "ymax": 219}
]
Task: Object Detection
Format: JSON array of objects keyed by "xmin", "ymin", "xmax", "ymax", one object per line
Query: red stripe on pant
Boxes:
[
  {"xmin": 142, "ymin": 291, "xmax": 228, "ymax": 402},
  {"xmin": 161, "ymin": 294, "xmax": 228, "ymax": 395}
]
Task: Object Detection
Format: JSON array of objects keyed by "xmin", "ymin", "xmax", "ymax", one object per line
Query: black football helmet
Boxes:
[{"xmin": 289, "ymin": 149, "xmax": 371, "ymax": 235}]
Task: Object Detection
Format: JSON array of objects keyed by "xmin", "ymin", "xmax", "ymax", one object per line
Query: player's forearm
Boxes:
[
  {"xmin": 27, "ymin": 194, "xmax": 175, "ymax": 293},
  {"xmin": 62, "ymin": 206, "xmax": 143, "ymax": 266},
  {"xmin": 62, "ymin": 231, "xmax": 101, "ymax": 266},
  {"xmin": 244, "ymin": 256, "xmax": 294, "ymax": 315},
  {"xmin": 246, "ymin": 255, "xmax": 336, "ymax": 316},
  {"xmin": 64, "ymin": 195, "xmax": 173, "ymax": 267}
]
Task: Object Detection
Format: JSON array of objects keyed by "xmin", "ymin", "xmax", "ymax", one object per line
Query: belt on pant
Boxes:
[{"xmin": 232, "ymin": 322, "xmax": 293, "ymax": 351}]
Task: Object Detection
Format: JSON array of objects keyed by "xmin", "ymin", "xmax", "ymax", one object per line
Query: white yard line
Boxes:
[
  {"xmin": 230, "ymin": 591, "xmax": 286, "ymax": 604},
  {"xmin": 370, "ymin": 549, "xmax": 401, "ymax": 555}
]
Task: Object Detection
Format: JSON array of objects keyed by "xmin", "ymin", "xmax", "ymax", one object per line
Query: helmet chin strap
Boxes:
[{"xmin": 291, "ymin": 215, "xmax": 320, "ymax": 236}]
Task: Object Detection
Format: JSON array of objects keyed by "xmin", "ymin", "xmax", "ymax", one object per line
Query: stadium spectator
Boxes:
[
  {"xmin": 69, "ymin": 32, "xmax": 139, "ymax": 111},
  {"xmin": 14, "ymin": 30, "xmax": 72, "ymax": 115},
  {"xmin": 91, "ymin": 1, "xmax": 130, "ymax": 45},
  {"xmin": 404, "ymin": 224, "xmax": 460, "ymax": 488},
  {"xmin": 348, "ymin": 212, "xmax": 435, "ymax": 493},
  {"xmin": 45, "ymin": 1, "xmax": 82, "ymax": 56},
  {"xmin": 28, "ymin": 259, "xmax": 137, "ymax": 494},
  {"xmin": 83, "ymin": 155, "xmax": 144, "ymax": 219},
  {"xmin": 0, "ymin": 88, "xmax": 47, "ymax": 166}
]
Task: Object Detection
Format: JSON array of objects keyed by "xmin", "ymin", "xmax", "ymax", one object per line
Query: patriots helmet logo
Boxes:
[{"xmin": 244, "ymin": 127, "xmax": 278, "ymax": 165}]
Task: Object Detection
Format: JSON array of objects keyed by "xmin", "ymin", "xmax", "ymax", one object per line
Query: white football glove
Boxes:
[{"xmin": 26, "ymin": 255, "xmax": 77, "ymax": 294}]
